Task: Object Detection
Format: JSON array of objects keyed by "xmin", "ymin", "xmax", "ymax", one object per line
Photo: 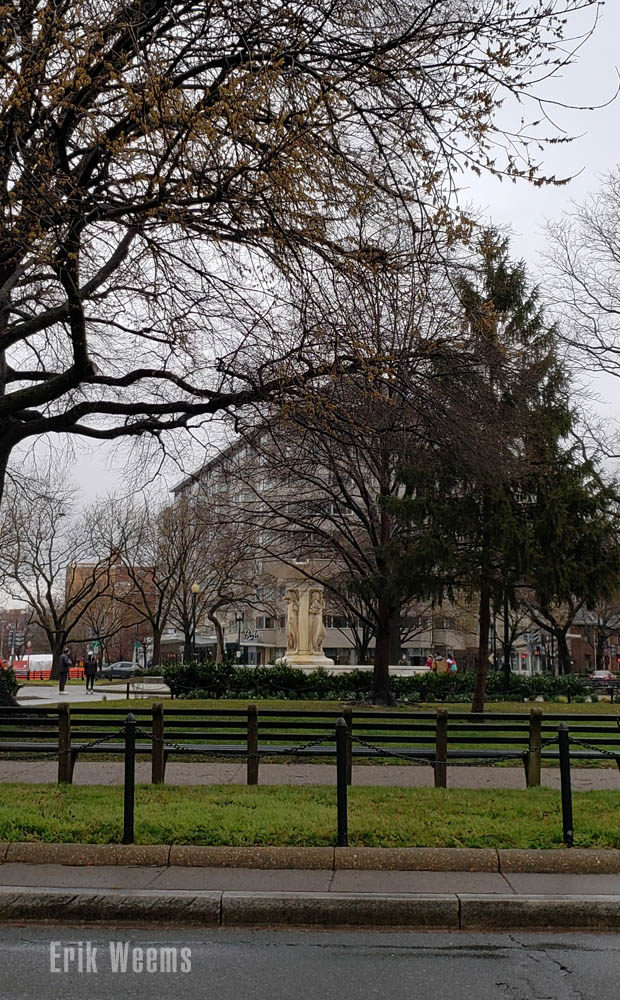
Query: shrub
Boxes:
[
  {"xmin": 0, "ymin": 666, "xmax": 19, "ymax": 705},
  {"xmin": 161, "ymin": 661, "xmax": 592, "ymax": 702}
]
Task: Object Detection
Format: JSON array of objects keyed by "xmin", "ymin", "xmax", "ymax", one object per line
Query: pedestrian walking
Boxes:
[
  {"xmin": 58, "ymin": 648, "xmax": 72, "ymax": 693},
  {"xmin": 84, "ymin": 653, "xmax": 98, "ymax": 693}
]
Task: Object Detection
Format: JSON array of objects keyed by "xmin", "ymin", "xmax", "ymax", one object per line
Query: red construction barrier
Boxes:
[{"xmin": 4, "ymin": 661, "xmax": 84, "ymax": 680}]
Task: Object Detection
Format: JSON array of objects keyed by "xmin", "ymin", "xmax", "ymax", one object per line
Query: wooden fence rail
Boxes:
[{"xmin": 0, "ymin": 705, "xmax": 618, "ymax": 786}]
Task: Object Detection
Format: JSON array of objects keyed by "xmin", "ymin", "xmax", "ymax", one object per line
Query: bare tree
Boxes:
[
  {"xmin": 93, "ymin": 492, "xmax": 266, "ymax": 664},
  {"xmin": 165, "ymin": 501, "xmax": 264, "ymax": 663},
  {"xmin": 578, "ymin": 599, "xmax": 620, "ymax": 671},
  {"xmin": 0, "ymin": 477, "xmax": 114, "ymax": 677},
  {"xmin": 93, "ymin": 496, "xmax": 182, "ymax": 667},
  {"xmin": 77, "ymin": 589, "xmax": 130, "ymax": 666},
  {"xmin": 520, "ymin": 594, "xmax": 584, "ymax": 676},
  {"xmin": 0, "ymin": 1, "xmax": 602, "ymax": 504},
  {"xmin": 547, "ymin": 167, "xmax": 620, "ymax": 383}
]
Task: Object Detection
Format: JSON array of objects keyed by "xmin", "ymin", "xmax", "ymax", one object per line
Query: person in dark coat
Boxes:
[
  {"xmin": 58, "ymin": 648, "xmax": 72, "ymax": 693},
  {"xmin": 84, "ymin": 654, "xmax": 98, "ymax": 692}
]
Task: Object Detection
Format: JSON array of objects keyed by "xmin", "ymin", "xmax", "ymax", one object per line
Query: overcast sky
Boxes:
[
  {"xmin": 465, "ymin": 3, "xmax": 619, "ymax": 263},
  {"xmin": 13, "ymin": 3, "xmax": 620, "ymax": 517}
]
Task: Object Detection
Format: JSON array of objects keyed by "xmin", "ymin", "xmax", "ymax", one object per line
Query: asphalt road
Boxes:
[{"xmin": 1, "ymin": 927, "xmax": 618, "ymax": 1000}]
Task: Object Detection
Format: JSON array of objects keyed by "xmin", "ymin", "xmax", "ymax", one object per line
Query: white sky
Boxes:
[
  {"xmin": 14, "ymin": 3, "xmax": 620, "ymax": 508},
  {"xmin": 464, "ymin": 3, "xmax": 620, "ymax": 265}
]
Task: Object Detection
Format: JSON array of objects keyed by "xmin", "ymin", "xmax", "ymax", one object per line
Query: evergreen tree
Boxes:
[{"xmin": 393, "ymin": 231, "xmax": 575, "ymax": 711}]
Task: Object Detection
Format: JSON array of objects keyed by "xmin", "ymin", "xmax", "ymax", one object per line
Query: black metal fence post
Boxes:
[
  {"xmin": 343, "ymin": 707, "xmax": 353, "ymax": 787},
  {"xmin": 247, "ymin": 703, "xmax": 259, "ymax": 786},
  {"xmin": 336, "ymin": 717, "xmax": 348, "ymax": 847},
  {"xmin": 123, "ymin": 712, "xmax": 136, "ymax": 844},
  {"xmin": 434, "ymin": 709, "xmax": 448, "ymax": 788},
  {"xmin": 558, "ymin": 722, "xmax": 573, "ymax": 848}
]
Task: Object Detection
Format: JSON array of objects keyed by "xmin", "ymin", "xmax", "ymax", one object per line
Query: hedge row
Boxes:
[{"xmin": 161, "ymin": 661, "xmax": 593, "ymax": 703}]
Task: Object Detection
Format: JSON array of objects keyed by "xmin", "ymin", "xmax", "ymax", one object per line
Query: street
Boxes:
[{"xmin": 1, "ymin": 927, "xmax": 618, "ymax": 999}]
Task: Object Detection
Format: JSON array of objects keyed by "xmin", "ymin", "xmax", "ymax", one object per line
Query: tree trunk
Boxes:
[
  {"xmin": 502, "ymin": 587, "xmax": 511, "ymax": 689},
  {"xmin": 152, "ymin": 626, "xmax": 162, "ymax": 668},
  {"xmin": 351, "ymin": 629, "xmax": 364, "ymax": 665},
  {"xmin": 358, "ymin": 629, "xmax": 373, "ymax": 665},
  {"xmin": 0, "ymin": 433, "xmax": 13, "ymax": 511},
  {"xmin": 372, "ymin": 603, "xmax": 394, "ymax": 705},
  {"xmin": 389, "ymin": 612, "xmax": 401, "ymax": 665},
  {"xmin": 183, "ymin": 628, "xmax": 193, "ymax": 663},
  {"xmin": 208, "ymin": 613, "xmax": 225, "ymax": 662},
  {"xmin": 472, "ymin": 583, "xmax": 491, "ymax": 713},
  {"xmin": 49, "ymin": 641, "xmax": 65, "ymax": 681},
  {"xmin": 556, "ymin": 630, "xmax": 572, "ymax": 675}
]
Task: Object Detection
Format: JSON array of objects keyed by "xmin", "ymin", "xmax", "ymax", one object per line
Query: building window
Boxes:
[
  {"xmin": 434, "ymin": 617, "xmax": 456, "ymax": 630},
  {"xmin": 324, "ymin": 648, "xmax": 353, "ymax": 665},
  {"xmin": 324, "ymin": 615, "xmax": 349, "ymax": 629},
  {"xmin": 256, "ymin": 616, "xmax": 276, "ymax": 630}
]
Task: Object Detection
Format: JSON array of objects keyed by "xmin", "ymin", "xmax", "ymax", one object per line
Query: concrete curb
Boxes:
[
  {"xmin": 497, "ymin": 849, "xmax": 620, "ymax": 874},
  {"xmin": 4, "ymin": 843, "xmax": 171, "ymax": 867},
  {"xmin": 334, "ymin": 847, "xmax": 497, "ymax": 871},
  {"xmin": 2, "ymin": 843, "xmax": 620, "ymax": 873},
  {"xmin": 221, "ymin": 891, "xmax": 458, "ymax": 928},
  {"xmin": 168, "ymin": 846, "xmax": 334, "ymax": 870},
  {"xmin": 0, "ymin": 887, "xmax": 221, "ymax": 925},
  {"xmin": 1, "ymin": 886, "xmax": 619, "ymax": 930},
  {"xmin": 459, "ymin": 894, "xmax": 620, "ymax": 930}
]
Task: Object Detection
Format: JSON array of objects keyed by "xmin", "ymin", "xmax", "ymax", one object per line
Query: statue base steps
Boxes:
[{"xmin": 283, "ymin": 654, "xmax": 335, "ymax": 669}]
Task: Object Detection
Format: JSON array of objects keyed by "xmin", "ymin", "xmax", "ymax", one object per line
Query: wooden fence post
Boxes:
[
  {"xmin": 526, "ymin": 708, "xmax": 542, "ymax": 788},
  {"xmin": 151, "ymin": 703, "xmax": 166, "ymax": 784},
  {"xmin": 247, "ymin": 703, "xmax": 259, "ymax": 785},
  {"xmin": 343, "ymin": 707, "xmax": 353, "ymax": 786},
  {"xmin": 434, "ymin": 709, "xmax": 448, "ymax": 788},
  {"xmin": 57, "ymin": 704, "xmax": 74, "ymax": 784},
  {"xmin": 558, "ymin": 722, "xmax": 574, "ymax": 846}
]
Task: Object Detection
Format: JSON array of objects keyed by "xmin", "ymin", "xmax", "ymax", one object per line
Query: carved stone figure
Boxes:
[
  {"xmin": 308, "ymin": 588, "xmax": 326, "ymax": 655},
  {"xmin": 284, "ymin": 587, "xmax": 300, "ymax": 654}
]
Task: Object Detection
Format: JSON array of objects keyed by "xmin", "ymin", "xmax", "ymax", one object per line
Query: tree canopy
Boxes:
[{"xmin": 0, "ymin": 0, "xmax": 601, "ymax": 501}]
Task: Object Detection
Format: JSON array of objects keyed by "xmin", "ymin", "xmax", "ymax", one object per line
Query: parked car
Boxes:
[
  {"xmin": 99, "ymin": 661, "xmax": 140, "ymax": 679},
  {"xmin": 588, "ymin": 669, "xmax": 617, "ymax": 682}
]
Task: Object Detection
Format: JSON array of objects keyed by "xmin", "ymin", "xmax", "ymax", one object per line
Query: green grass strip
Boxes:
[
  {"xmin": 0, "ymin": 783, "xmax": 618, "ymax": 849},
  {"xmin": 100, "ymin": 697, "xmax": 620, "ymax": 715}
]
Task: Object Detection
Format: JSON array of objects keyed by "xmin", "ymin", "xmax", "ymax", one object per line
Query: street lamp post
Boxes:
[
  {"xmin": 8, "ymin": 625, "xmax": 15, "ymax": 668},
  {"xmin": 191, "ymin": 583, "xmax": 200, "ymax": 662},
  {"xmin": 236, "ymin": 611, "xmax": 244, "ymax": 663}
]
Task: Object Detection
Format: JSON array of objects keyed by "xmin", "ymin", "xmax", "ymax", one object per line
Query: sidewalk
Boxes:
[
  {"xmin": 15, "ymin": 685, "xmax": 127, "ymax": 706},
  {"xmin": 16, "ymin": 682, "xmax": 168, "ymax": 706},
  {"xmin": 1, "ymin": 858, "xmax": 620, "ymax": 929},
  {"xmin": 0, "ymin": 759, "xmax": 618, "ymax": 788}
]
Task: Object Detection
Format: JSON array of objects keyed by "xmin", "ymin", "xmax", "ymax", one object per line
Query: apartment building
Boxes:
[{"xmin": 171, "ymin": 430, "xmax": 482, "ymax": 668}]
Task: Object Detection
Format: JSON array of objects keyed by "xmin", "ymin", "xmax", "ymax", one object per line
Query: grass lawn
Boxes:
[
  {"xmin": 0, "ymin": 783, "xmax": 617, "ymax": 849},
  {"xmin": 95, "ymin": 697, "xmax": 620, "ymax": 714}
]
